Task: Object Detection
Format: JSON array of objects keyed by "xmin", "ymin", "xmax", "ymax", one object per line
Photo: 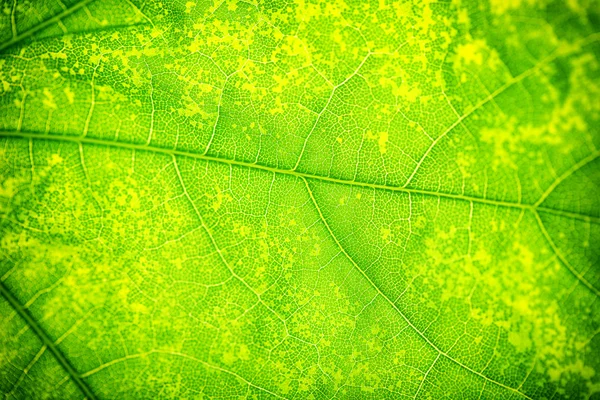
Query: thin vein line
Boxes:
[
  {"xmin": 5, "ymin": 345, "xmax": 47, "ymax": 398},
  {"xmin": 10, "ymin": 0, "xmax": 18, "ymax": 39},
  {"xmin": 0, "ymin": 281, "xmax": 97, "ymax": 400},
  {"xmin": 534, "ymin": 211, "xmax": 600, "ymax": 297},
  {"xmin": 293, "ymin": 52, "xmax": 372, "ymax": 170},
  {"xmin": 414, "ymin": 353, "xmax": 440, "ymax": 399},
  {"xmin": 1, "ymin": 130, "xmax": 597, "ymax": 224},
  {"xmin": 533, "ymin": 151, "xmax": 599, "ymax": 207},
  {"xmin": 301, "ymin": 177, "xmax": 532, "ymax": 400}
]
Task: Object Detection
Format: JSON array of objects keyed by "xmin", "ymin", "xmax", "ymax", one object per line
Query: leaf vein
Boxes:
[
  {"xmin": 534, "ymin": 210, "xmax": 600, "ymax": 297},
  {"xmin": 2, "ymin": 130, "xmax": 598, "ymax": 224}
]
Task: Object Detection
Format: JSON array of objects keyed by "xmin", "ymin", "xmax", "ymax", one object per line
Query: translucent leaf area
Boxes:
[{"xmin": 0, "ymin": 0, "xmax": 599, "ymax": 399}]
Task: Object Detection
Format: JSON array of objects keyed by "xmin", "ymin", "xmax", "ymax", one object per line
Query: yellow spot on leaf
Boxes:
[
  {"xmin": 378, "ymin": 131, "xmax": 388, "ymax": 154},
  {"xmin": 64, "ymin": 87, "xmax": 75, "ymax": 104}
]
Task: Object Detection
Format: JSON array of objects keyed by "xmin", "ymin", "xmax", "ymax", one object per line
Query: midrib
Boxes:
[{"xmin": 1, "ymin": 129, "xmax": 597, "ymax": 224}]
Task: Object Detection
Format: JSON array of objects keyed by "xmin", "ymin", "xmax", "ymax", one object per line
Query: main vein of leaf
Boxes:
[
  {"xmin": 302, "ymin": 177, "xmax": 532, "ymax": 399},
  {"xmin": 0, "ymin": 0, "xmax": 97, "ymax": 52},
  {"xmin": 0, "ymin": 281, "xmax": 98, "ymax": 400},
  {"xmin": 1, "ymin": 130, "xmax": 597, "ymax": 224}
]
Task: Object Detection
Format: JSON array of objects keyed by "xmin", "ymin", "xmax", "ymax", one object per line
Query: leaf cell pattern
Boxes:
[{"xmin": 0, "ymin": 0, "xmax": 599, "ymax": 399}]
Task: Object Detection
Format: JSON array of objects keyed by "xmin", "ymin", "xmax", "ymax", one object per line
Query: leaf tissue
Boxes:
[{"xmin": 0, "ymin": 0, "xmax": 599, "ymax": 399}]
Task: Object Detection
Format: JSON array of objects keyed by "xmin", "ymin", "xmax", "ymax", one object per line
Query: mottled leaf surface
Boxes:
[{"xmin": 0, "ymin": 0, "xmax": 599, "ymax": 399}]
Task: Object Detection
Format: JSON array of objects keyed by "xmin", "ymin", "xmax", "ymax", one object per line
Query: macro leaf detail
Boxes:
[{"xmin": 0, "ymin": 0, "xmax": 599, "ymax": 399}]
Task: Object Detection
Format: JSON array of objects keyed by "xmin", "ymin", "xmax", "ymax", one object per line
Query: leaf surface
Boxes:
[{"xmin": 0, "ymin": 0, "xmax": 599, "ymax": 398}]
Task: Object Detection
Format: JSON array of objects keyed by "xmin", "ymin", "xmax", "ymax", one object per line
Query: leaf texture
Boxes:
[{"xmin": 0, "ymin": 0, "xmax": 599, "ymax": 399}]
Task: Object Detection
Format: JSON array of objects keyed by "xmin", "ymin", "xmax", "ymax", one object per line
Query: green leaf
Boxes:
[{"xmin": 0, "ymin": 0, "xmax": 599, "ymax": 398}]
